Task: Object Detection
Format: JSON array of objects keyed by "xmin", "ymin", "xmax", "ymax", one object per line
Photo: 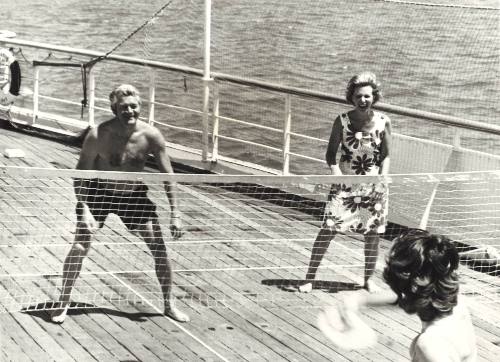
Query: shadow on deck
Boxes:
[{"xmin": 1, "ymin": 123, "xmax": 499, "ymax": 361}]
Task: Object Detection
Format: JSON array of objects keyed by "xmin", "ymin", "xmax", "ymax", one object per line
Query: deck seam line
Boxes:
[{"xmin": 109, "ymin": 272, "xmax": 230, "ymax": 362}]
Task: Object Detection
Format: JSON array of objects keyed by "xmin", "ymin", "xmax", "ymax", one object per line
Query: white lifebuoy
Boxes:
[
  {"xmin": 0, "ymin": 47, "xmax": 22, "ymax": 105},
  {"xmin": 0, "ymin": 30, "xmax": 17, "ymax": 39}
]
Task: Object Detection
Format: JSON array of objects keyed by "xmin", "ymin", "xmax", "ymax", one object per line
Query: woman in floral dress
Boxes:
[{"xmin": 300, "ymin": 72, "xmax": 391, "ymax": 293}]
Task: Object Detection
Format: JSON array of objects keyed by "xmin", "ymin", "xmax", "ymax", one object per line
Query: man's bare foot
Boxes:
[
  {"xmin": 50, "ymin": 303, "xmax": 69, "ymax": 324},
  {"xmin": 363, "ymin": 280, "xmax": 382, "ymax": 293},
  {"xmin": 165, "ymin": 306, "xmax": 190, "ymax": 322},
  {"xmin": 298, "ymin": 282, "xmax": 313, "ymax": 293}
]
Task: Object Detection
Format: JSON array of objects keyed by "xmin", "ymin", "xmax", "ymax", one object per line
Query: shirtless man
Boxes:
[{"xmin": 51, "ymin": 84, "xmax": 189, "ymax": 323}]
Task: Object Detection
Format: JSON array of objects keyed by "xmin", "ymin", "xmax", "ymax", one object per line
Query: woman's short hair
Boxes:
[
  {"xmin": 345, "ymin": 72, "xmax": 381, "ymax": 105},
  {"xmin": 383, "ymin": 229, "xmax": 460, "ymax": 322},
  {"xmin": 109, "ymin": 84, "xmax": 141, "ymax": 114}
]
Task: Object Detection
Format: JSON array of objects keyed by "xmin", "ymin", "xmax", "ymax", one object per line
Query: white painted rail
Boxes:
[{"xmin": 1, "ymin": 37, "xmax": 500, "ymax": 176}]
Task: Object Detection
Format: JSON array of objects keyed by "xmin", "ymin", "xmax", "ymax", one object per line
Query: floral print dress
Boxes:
[{"xmin": 323, "ymin": 111, "xmax": 389, "ymax": 234}]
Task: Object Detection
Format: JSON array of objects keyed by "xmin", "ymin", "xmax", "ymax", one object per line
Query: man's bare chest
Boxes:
[{"xmin": 99, "ymin": 137, "xmax": 150, "ymax": 169}]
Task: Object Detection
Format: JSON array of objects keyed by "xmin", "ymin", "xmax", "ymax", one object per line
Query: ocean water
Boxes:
[{"xmin": 2, "ymin": 0, "xmax": 499, "ymax": 172}]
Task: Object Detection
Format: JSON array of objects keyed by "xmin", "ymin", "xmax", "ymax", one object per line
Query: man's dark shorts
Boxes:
[{"xmin": 76, "ymin": 179, "xmax": 157, "ymax": 230}]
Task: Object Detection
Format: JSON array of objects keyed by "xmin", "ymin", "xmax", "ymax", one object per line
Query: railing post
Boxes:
[
  {"xmin": 202, "ymin": 79, "xmax": 212, "ymax": 162},
  {"xmin": 211, "ymin": 81, "xmax": 220, "ymax": 162},
  {"xmin": 148, "ymin": 69, "xmax": 156, "ymax": 125},
  {"xmin": 283, "ymin": 94, "xmax": 292, "ymax": 175},
  {"xmin": 87, "ymin": 65, "xmax": 95, "ymax": 128},
  {"xmin": 452, "ymin": 128, "xmax": 462, "ymax": 148},
  {"xmin": 201, "ymin": 0, "xmax": 212, "ymax": 162},
  {"xmin": 32, "ymin": 65, "xmax": 39, "ymax": 125}
]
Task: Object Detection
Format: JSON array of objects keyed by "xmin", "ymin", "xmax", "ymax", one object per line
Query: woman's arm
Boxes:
[
  {"xmin": 343, "ymin": 290, "xmax": 398, "ymax": 312},
  {"xmin": 379, "ymin": 116, "xmax": 392, "ymax": 175},
  {"xmin": 326, "ymin": 116, "xmax": 343, "ymax": 175}
]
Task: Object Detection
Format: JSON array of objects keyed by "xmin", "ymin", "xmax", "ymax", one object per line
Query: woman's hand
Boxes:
[
  {"xmin": 342, "ymin": 290, "xmax": 398, "ymax": 310},
  {"xmin": 170, "ymin": 215, "xmax": 184, "ymax": 239},
  {"xmin": 317, "ymin": 300, "xmax": 378, "ymax": 350},
  {"xmin": 330, "ymin": 164, "xmax": 343, "ymax": 176},
  {"xmin": 77, "ymin": 203, "xmax": 99, "ymax": 233},
  {"xmin": 341, "ymin": 291, "xmax": 366, "ymax": 313}
]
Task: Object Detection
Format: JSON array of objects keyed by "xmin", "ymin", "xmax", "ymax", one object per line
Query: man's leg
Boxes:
[
  {"xmin": 136, "ymin": 220, "xmax": 189, "ymax": 322},
  {"xmin": 299, "ymin": 227, "xmax": 336, "ymax": 293},
  {"xmin": 363, "ymin": 231, "xmax": 381, "ymax": 293},
  {"xmin": 51, "ymin": 226, "xmax": 92, "ymax": 323}
]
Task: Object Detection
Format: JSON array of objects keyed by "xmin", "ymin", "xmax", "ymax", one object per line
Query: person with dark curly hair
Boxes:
[
  {"xmin": 300, "ymin": 72, "xmax": 391, "ymax": 293},
  {"xmin": 320, "ymin": 229, "xmax": 477, "ymax": 361}
]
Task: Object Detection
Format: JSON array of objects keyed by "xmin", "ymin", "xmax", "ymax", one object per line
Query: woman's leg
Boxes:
[
  {"xmin": 299, "ymin": 227, "xmax": 336, "ymax": 292},
  {"xmin": 363, "ymin": 231, "xmax": 381, "ymax": 292}
]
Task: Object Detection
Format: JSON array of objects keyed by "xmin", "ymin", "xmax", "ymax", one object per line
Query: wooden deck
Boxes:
[{"xmin": 0, "ymin": 122, "xmax": 499, "ymax": 361}]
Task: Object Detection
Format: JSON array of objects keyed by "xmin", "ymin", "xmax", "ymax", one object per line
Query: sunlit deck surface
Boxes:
[{"xmin": 1, "ymin": 122, "xmax": 499, "ymax": 361}]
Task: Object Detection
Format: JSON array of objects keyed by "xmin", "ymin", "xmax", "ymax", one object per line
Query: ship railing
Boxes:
[{"xmin": 1, "ymin": 38, "xmax": 500, "ymax": 175}]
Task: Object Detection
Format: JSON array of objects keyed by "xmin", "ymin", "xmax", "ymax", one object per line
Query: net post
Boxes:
[
  {"xmin": 148, "ymin": 68, "xmax": 156, "ymax": 125},
  {"xmin": 282, "ymin": 94, "xmax": 292, "ymax": 175},
  {"xmin": 32, "ymin": 65, "xmax": 39, "ymax": 125},
  {"xmin": 211, "ymin": 81, "xmax": 220, "ymax": 162},
  {"xmin": 202, "ymin": 79, "xmax": 212, "ymax": 162},
  {"xmin": 201, "ymin": 0, "xmax": 212, "ymax": 162},
  {"xmin": 87, "ymin": 65, "xmax": 96, "ymax": 128},
  {"xmin": 452, "ymin": 128, "xmax": 462, "ymax": 148}
]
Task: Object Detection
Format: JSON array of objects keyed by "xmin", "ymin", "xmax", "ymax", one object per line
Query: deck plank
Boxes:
[
  {"xmin": 1, "ymin": 125, "xmax": 499, "ymax": 361},
  {"xmin": 88, "ymin": 230, "xmax": 284, "ymax": 361},
  {"xmin": 0, "ymin": 244, "xmax": 106, "ymax": 362},
  {"xmin": 175, "ymin": 195, "xmax": 378, "ymax": 361},
  {"xmin": 7, "ymin": 229, "xmax": 215, "ymax": 362},
  {"xmin": 0, "ymin": 313, "xmax": 43, "ymax": 362}
]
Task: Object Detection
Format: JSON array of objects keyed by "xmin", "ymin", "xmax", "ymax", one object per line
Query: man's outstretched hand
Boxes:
[{"xmin": 170, "ymin": 217, "xmax": 184, "ymax": 239}]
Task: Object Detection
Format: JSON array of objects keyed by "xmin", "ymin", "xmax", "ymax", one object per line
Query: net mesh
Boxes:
[
  {"xmin": 109, "ymin": 0, "xmax": 499, "ymax": 173},
  {"xmin": 0, "ymin": 167, "xmax": 498, "ymax": 313},
  {"xmin": 3, "ymin": 1, "xmax": 499, "ymax": 175},
  {"xmin": 207, "ymin": 0, "xmax": 500, "ymax": 167}
]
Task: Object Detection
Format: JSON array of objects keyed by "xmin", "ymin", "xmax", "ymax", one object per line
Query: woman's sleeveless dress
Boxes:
[{"xmin": 323, "ymin": 111, "xmax": 389, "ymax": 234}]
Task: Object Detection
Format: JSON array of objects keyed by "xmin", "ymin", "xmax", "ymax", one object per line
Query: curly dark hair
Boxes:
[{"xmin": 383, "ymin": 229, "xmax": 460, "ymax": 322}]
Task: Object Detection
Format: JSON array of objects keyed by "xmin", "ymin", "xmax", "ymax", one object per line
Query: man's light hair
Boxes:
[{"xmin": 109, "ymin": 84, "xmax": 142, "ymax": 114}]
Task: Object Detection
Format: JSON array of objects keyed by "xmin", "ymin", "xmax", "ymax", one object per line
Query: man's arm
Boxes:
[
  {"xmin": 74, "ymin": 127, "xmax": 99, "ymax": 200},
  {"xmin": 152, "ymin": 134, "xmax": 179, "ymax": 215},
  {"xmin": 150, "ymin": 129, "xmax": 182, "ymax": 237}
]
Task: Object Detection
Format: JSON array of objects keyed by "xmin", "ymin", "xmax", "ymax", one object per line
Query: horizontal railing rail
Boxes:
[
  {"xmin": 3, "ymin": 38, "xmax": 500, "ymax": 135},
  {"xmin": 1, "ymin": 37, "xmax": 500, "ymax": 175}
]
